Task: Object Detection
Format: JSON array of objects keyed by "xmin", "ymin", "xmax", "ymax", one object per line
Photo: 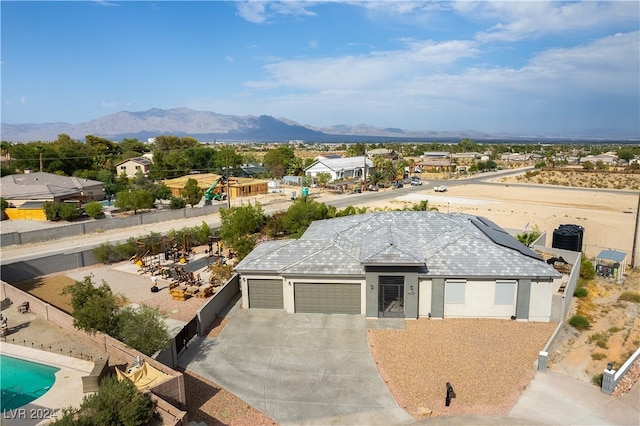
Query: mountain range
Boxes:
[{"xmin": 0, "ymin": 107, "xmax": 633, "ymax": 143}]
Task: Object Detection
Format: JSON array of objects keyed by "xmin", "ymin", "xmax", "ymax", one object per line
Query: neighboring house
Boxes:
[
  {"xmin": 115, "ymin": 157, "xmax": 152, "ymax": 178},
  {"xmin": 304, "ymin": 156, "xmax": 373, "ymax": 181},
  {"xmin": 451, "ymin": 152, "xmax": 481, "ymax": 160},
  {"xmin": 416, "ymin": 159, "xmax": 453, "ymax": 171},
  {"xmin": 240, "ymin": 163, "xmax": 265, "ymax": 177},
  {"xmin": 0, "ymin": 172, "xmax": 104, "ymax": 207},
  {"xmin": 235, "ymin": 211, "xmax": 562, "ymax": 322},
  {"xmin": 579, "ymin": 154, "xmax": 618, "ymax": 165},
  {"xmin": 422, "ymin": 151, "xmax": 450, "ymax": 159}
]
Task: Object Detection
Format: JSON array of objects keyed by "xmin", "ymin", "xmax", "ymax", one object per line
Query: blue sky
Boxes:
[{"xmin": 2, "ymin": 1, "xmax": 639, "ymax": 137}]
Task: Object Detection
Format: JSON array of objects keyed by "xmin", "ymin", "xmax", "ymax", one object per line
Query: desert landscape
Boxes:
[{"xmin": 6, "ymin": 168, "xmax": 640, "ymax": 424}]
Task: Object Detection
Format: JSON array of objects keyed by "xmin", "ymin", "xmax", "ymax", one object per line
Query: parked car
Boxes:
[
  {"xmin": 410, "ymin": 178, "xmax": 423, "ymax": 186},
  {"xmin": 434, "ymin": 185, "xmax": 448, "ymax": 192},
  {"xmin": 394, "ymin": 181, "xmax": 404, "ymax": 188}
]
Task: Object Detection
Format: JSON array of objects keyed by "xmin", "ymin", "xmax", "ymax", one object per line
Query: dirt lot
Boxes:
[{"xmin": 547, "ymin": 270, "xmax": 640, "ymax": 384}]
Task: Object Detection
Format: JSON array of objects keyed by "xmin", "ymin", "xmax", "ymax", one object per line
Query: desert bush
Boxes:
[
  {"xmin": 618, "ymin": 291, "xmax": 640, "ymax": 303},
  {"xmin": 608, "ymin": 326, "xmax": 623, "ymax": 333},
  {"xmin": 84, "ymin": 201, "xmax": 104, "ymax": 219},
  {"xmin": 591, "ymin": 373, "xmax": 603, "ymax": 387},
  {"xmin": 591, "ymin": 352, "xmax": 606, "ymax": 360},
  {"xmin": 568, "ymin": 315, "xmax": 590, "ymax": 330},
  {"xmin": 574, "ymin": 286, "xmax": 588, "ymax": 298},
  {"xmin": 93, "ymin": 243, "xmax": 117, "ymax": 264},
  {"xmin": 588, "ymin": 332, "xmax": 609, "ymax": 349},
  {"xmin": 580, "ymin": 256, "xmax": 596, "ymax": 280}
]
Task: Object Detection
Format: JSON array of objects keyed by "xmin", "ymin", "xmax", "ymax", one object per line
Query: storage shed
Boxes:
[{"xmin": 595, "ymin": 250, "xmax": 627, "ymax": 283}]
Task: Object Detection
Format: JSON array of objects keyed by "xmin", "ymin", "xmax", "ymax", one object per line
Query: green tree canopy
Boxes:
[
  {"xmin": 52, "ymin": 376, "xmax": 155, "ymax": 426},
  {"xmin": 263, "ymin": 145, "xmax": 295, "ymax": 178},
  {"xmin": 183, "ymin": 178, "xmax": 202, "ymax": 207},
  {"xmin": 218, "ymin": 202, "xmax": 266, "ymax": 257},
  {"xmin": 62, "ymin": 276, "xmax": 123, "ymax": 335},
  {"xmin": 115, "ymin": 189, "xmax": 155, "ymax": 214},
  {"xmin": 116, "ymin": 305, "xmax": 170, "ymax": 356}
]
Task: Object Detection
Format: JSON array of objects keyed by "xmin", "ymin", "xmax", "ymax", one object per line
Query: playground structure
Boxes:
[{"xmin": 130, "ymin": 233, "xmax": 236, "ymax": 301}]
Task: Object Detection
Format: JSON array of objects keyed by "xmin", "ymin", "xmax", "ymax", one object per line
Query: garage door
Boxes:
[
  {"xmin": 248, "ymin": 279, "xmax": 284, "ymax": 309},
  {"xmin": 294, "ymin": 283, "xmax": 361, "ymax": 314}
]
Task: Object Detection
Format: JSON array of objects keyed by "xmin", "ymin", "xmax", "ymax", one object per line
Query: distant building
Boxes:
[
  {"xmin": 0, "ymin": 172, "xmax": 104, "ymax": 207},
  {"xmin": 304, "ymin": 156, "xmax": 373, "ymax": 181},
  {"xmin": 115, "ymin": 157, "xmax": 152, "ymax": 178}
]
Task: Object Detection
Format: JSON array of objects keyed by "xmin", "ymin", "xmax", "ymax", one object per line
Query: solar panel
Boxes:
[{"xmin": 471, "ymin": 217, "xmax": 543, "ymax": 261}]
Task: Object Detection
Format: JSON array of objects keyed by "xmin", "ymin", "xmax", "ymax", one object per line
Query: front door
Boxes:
[{"xmin": 379, "ymin": 276, "xmax": 404, "ymax": 317}]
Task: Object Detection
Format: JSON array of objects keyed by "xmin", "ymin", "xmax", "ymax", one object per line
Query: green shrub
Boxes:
[
  {"xmin": 58, "ymin": 202, "xmax": 79, "ymax": 221},
  {"xmin": 618, "ymin": 292, "xmax": 640, "ymax": 303},
  {"xmin": 84, "ymin": 201, "xmax": 104, "ymax": 219},
  {"xmin": 574, "ymin": 286, "xmax": 588, "ymax": 298},
  {"xmin": 93, "ymin": 243, "xmax": 116, "ymax": 264},
  {"xmin": 169, "ymin": 196, "xmax": 187, "ymax": 210},
  {"xmin": 43, "ymin": 201, "xmax": 59, "ymax": 221},
  {"xmin": 580, "ymin": 256, "xmax": 595, "ymax": 280},
  {"xmin": 591, "ymin": 373, "xmax": 603, "ymax": 387},
  {"xmin": 568, "ymin": 315, "xmax": 590, "ymax": 330},
  {"xmin": 52, "ymin": 376, "xmax": 155, "ymax": 425},
  {"xmin": 591, "ymin": 352, "xmax": 606, "ymax": 360},
  {"xmin": 0, "ymin": 197, "xmax": 8, "ymax": 210}
]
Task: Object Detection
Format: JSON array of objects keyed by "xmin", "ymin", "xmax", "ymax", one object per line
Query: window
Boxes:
[
  {"xmin": 445, "ymin": 280, "xmax": 465, "ymax": 304},
  {"xmin": 495, "ymin": 280, "xmax": 516, "ymax": 305}
]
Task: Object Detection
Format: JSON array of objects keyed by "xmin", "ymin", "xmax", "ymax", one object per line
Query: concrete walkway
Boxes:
[{"xmin": 178, "ymin": 306, "xmax": 414, "ymax": 425}]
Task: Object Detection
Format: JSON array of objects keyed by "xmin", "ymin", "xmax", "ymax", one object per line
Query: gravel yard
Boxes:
[{"xmin": 368, "ymin": 318, "xmax": 557, "ymax": 419}]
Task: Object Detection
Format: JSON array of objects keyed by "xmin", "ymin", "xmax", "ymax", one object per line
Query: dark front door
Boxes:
[{"xmin": 379, "ymin": 276, "xmax": 404, "ymax": 317}]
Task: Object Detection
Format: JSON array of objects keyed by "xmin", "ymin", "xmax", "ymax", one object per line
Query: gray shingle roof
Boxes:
[{"xmin": 235, "ymin": 211, "xmax": 561, "ymax": 279}]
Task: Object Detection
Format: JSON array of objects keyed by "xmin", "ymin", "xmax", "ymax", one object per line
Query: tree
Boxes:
[
  {"xmin": 169, "ymin": 196, "xmax": 187, "ymax": 209},
  {"xmin": 115, "ymin": 189, "xmax": 155, "ymax": 214},
  {"xmin": 218, "ymin": 202, "xmax": 266, "ymax": 258},
  {"xmin": 279, "ymin": 198, "xmax": 330, "ymax": 238},
  {"xmin": 182, "ymin": 178, "xmax": 202, "ymax": 207},
  {"xmin": 263, "ymin": 146, "xmax": 295, "ymax": 178},
  {"xmin": 116, "ymin": 305, "xmax": 170, "ymax": 356},
  {"xmin": 52, "ymin": 376, "xmax": 155, "ymax": 426},
  {"xmin": 62, "ymin": 276, "xmax": 123, "ymax": 335},
  {"xmin": 346, "ymin": 143, "xmax": 366, "ymax": 157},
  {"xmin": 43, "ymin": 201, "xmax": 59, "ymax": 221}
]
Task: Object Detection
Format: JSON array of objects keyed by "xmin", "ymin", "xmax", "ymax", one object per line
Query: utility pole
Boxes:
[
  {"xmin": 363, "ymin": 146, "xmax": 367, "ymax": 191},
  {"xmin": 225, "ymin": 143, "xmax": 231, "ymax": 209}
]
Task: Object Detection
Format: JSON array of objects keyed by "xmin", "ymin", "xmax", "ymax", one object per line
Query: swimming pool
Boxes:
[{"xmin": 1, "ymin": 355, "xmax": 59, "ymax": 412}]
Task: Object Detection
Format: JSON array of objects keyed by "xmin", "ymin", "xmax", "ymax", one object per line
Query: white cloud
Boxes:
[
  {"xmin": 20, "ymin": 96, "xmax": 27, "ymax": 105},
  {"xmin": 236, "ymin": 0, "xmax": 316, "ymax": 24},
  {"xmin": 238, "ymin": 30, "xmax": 638, "ymax": 134},
  {"xmin": 245, "ymin": 38, "xmax": 479, "ymax": 90},
  {"xmin": 101, "ymin": 101, "xmax": 118, "ymax": 108},
  {"xmin": 226, "ymin": 56, "xmax": 234, "ymax": 63},
  {"xmin": 465, "ymin": 1, "xmax": 639, "ymax": 42},
  {"xmin": 236, "ymin": 1, "xmax": 268, "ymax": 24}
]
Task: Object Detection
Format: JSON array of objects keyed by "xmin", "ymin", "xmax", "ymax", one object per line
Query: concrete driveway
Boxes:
[{"xmin": 178, "ymin": 306, "xmax": 414, "ymax": 425}]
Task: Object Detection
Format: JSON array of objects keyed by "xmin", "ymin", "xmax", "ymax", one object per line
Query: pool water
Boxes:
[{"xmin": 1, "ymin": 355, "xmax": 59, "ymax": 411}]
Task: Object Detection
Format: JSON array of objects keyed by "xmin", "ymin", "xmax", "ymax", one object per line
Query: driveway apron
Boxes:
[{"xmin": 179, "ymin": 307, "xmax": 414, "ymax": 425}]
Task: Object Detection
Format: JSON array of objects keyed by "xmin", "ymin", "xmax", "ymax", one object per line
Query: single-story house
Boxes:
[
  {"xmin": 0, "ymin": 172, "xmax": 105, "ymax": 208},
  {"xmin": 422, "ymin": 151, "xmax": 450, "ymax": 159},
  {"xmin": 115, "ymin": 157, "xmax": 152, "ymax": 178},
  {"xmin": 304, "ymin": 156, "xmax": 374, "ymax": 182},
  {"xmin": 235, "ymin": 211, "xmax": 562, "ymax": 322},
  {"xmin": 579, "ymin": 154, "xmax": 618, "ymax": 165}
]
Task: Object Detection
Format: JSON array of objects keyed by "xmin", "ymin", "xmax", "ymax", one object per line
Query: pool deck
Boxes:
[{"xmin": 1, "ymin": 342, "xmax": 94, "ymax": 425}]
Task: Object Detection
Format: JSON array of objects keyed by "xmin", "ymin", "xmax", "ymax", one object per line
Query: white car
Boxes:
[{"xmin": 434, "ymin": 185, "xmax": 448, "ymax": 192}]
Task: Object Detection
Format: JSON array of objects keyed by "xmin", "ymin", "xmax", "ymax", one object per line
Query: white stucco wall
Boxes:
[
  {"xmin": 418, "ymin": 279, "xmax": 432, "ymax": 317},
  {"xmin": 528, "ymin": 280, "xmax": 554, "ymax": 322},
  {"xmin": 444, "ymin": 280, "xmax": 517, "ymax": 318},
  {"xmin": 305, "ymin": 164, "xmax": 338, "ymax": 181}
]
